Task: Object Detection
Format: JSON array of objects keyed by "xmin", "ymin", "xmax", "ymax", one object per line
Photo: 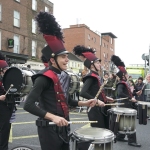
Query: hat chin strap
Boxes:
[
  {"xmin": 54, "ymin": 57, "xmax": 63, "ymax": 71},
  {"xmin": 93, "ymin": 63, "xmax": 98, "ymax": 72}
]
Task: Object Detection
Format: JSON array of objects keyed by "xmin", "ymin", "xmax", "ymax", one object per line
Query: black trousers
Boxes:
[
  {"xmin": 88, "ymin": 106, "xmax": 109, "ymax": 129},
  {"xmin": 0, "ymin": 102, "xmax": 14, "ymax": 150},
  {"xmin": 38, "ymin": 126, "xmax": 69, "ymax": 150}
]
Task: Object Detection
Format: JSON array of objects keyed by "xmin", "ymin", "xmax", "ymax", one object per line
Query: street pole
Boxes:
[
  {"xmin": 149, "ymin": 45, "xmax": 150, "ymax": 73},
  {"xmin": 145, "ymin": 56, "xmax": 146, "ymax": 77}
]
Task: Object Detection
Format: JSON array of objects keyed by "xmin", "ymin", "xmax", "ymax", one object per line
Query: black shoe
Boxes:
[
  {"xmin": 117, "ymin": 138, "xmax": 128, "ymax": 142},
  {"xmin": 128, "ymin": 142, "xmax": 141, "ymax": 147}
]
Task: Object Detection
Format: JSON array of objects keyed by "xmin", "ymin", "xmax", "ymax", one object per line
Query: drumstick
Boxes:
[
  {"xmin": 105, "ymin": 103, "xmax": 124, "ymax": 106},
  {"xmin": 49, "ymin": 121, "xmax": 98, "ymax": 125},
  {"xmin": 114, "ymin": 97, "xmax": 128, "ymax": 102},
  {"xmin": 5, "ymin": 84, "xmax": 14, "ymax": 96},
  {"xmin": 88, "ymin": 80, "xmax": 108, "ymax": 112}
]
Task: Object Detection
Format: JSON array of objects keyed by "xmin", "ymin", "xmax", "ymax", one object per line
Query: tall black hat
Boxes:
[
  {"xmin": 73, "ymin": 45, "xmax": 100, "ymax": 69},
  {"xmin": 111, "ymin": 55, "xmax": 127, "ymax": 79},
  {"xmin": 36, "ymin": 12, "xmax": 69, "ymax": 61}
]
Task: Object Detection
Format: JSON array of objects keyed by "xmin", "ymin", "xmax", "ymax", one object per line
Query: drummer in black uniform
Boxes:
[
  {"xmin": 0, "ymin": 52, "xmax": 17, "ymax": 150},
  {"xmin": 73, "ymin": 45, "xmax": 114, "ymax": 129},
  {"xmin": 111, "ymin": 55, "xmax": 141, "ymax": 147},
  {"xmin": 23, "ymin": 12, "xmax": 96, "ymax": 150}
]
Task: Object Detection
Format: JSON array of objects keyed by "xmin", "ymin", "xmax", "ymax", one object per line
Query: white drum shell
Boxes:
[{"xmin": 109, "ymin": 107, "xmax": 137, "ymax": 134}]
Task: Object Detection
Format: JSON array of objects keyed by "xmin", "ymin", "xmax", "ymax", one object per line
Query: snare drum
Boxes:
[
  {"xmin": 137, "ymin": 101, "xmax": 150, "ymax": 117},
  {"xmin": 72, "ymin": 127, "xmax": 114, "ymax": 150},
  {"xmin": 109, "ymin": 107, "xmax": 137, "ymax": 134},
  {"xmin": 2, "ymin": 67, "xmax": 35, "ymax": 97},
  {"xmin": 67, "ymin": 72, "xmax": 80, "ymax": 95}
]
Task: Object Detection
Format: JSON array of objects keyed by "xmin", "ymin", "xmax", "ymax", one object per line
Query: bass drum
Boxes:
[
  {"xmin": 3, "ymin": 67, "xmax": 35, "ymax": 97},
  {"xmin": 67, "ymin": 72, "xmax": 80, "ymax": 95}
]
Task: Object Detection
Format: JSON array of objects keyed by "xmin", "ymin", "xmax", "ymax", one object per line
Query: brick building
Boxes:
[
  {"xmin": 63, "ymin": 24, "xmax": 117, "ymax": 72},
  {"xmin": 0, "ymin": 0, "xmax": 53, "ymax": 68}
]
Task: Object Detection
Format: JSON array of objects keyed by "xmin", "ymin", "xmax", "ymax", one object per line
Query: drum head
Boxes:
[
  {"xmin": 3, "ymin": 67, "xmax": 23, "ymax": 94},
  {"xmin": 73, "ymin": 127, "xmax": 114, "ymax": 143},
  {"xmin": 138, "ymin": 101, "xmax": 150, "ymax": 107},
  {"xmin": 110, "ymin": 107, "xmax": 137, "ymax": 115}
]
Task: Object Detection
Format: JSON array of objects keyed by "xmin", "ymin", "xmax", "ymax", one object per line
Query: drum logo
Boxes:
[{"xmin": 11, "ymin": 146, "xmax": 33, "ymax": 150}]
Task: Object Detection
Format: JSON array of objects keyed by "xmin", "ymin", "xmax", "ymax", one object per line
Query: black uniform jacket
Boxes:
[{"xmin": 24, "ymin": 66, "xmax": 78, "ymax": 119}]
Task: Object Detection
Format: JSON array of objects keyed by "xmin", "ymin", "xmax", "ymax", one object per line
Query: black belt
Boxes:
[
  {"xmin": 36, "ymin": 119, "xmax": 50, "ymax": 127},
  {"xmin": 36, "ymin": 119, "xmax": 70, "ymax": 143}
]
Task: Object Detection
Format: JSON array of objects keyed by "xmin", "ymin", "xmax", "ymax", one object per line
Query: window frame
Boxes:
[
  {"xmin": 32, "ymin": 0, "xmax": 37, "ymax": 11},
  {"xmin": 13, "ymin": 34, "xmax": 20, "ymax": 53},
  {"xmin": 32, "ymin": 40, "xmax": 37, "ymax": 57},
  {"xmin": 14, "ymin": 10, "xmax": 20, "ymax": 27},
  {"xmin": 45, "ymin": 6, "xmax": 49, "ymax": 12},
  {"xmin": 32, "ymin": 19, "xmax": 36, "ymax": 34}
]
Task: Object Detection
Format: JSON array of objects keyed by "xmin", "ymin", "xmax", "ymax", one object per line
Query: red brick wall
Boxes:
[{"xmin": 0, "ymin": 0, "xmax": 53, "ymax": 60}]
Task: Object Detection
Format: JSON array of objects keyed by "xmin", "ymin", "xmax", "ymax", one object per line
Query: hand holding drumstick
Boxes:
[
  {"xmin": 0, "ymin": 84, "xmax": 13, "ymax": 101},
  {"xmin": 5, "ymin": 84, "xmax": 14, "ymax": 96}
]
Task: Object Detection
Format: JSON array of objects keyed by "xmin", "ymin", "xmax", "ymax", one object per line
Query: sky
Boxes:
[{"xmin": 49, "ymin": 0, "xmax": 150, "ymax": 66}]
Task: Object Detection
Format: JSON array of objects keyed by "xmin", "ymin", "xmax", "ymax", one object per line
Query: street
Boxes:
[{"xmin": 9, "ymin": 104, "xmax": 150, "ymax": 150}]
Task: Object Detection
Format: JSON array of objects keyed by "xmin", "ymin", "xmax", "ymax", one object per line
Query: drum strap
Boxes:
[{"xmin": 90, "ymin": 73, "xmax": 107, "ymax": 103}]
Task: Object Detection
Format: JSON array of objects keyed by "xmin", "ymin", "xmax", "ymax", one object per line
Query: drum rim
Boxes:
[
  {"xmin": 109, "ymin": 107, "xmax": 137, "ymax": 115},
  {"xmin": 73, "ymin": 127, "xmax": 114, "ymax": 143}
]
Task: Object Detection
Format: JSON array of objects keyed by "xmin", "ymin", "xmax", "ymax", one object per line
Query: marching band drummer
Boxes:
[
  {"xmin": 73, "ymin": 45, "xmax": 114, "ymax": 129},
  {"xmin": 23, "ymin": 12, "xmax": 96, "ymax": 150},
  {"xmin": 0, "ymin": 52, "xmax": 16, "ymax": 150},
  {"xmin": 111, "ymin": 55, "xmax": 141, "ymax": 147}
]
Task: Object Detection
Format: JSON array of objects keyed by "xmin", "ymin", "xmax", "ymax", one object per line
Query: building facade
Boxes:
[
  {"xmin": 0, "ymin": 0, "xmax": 53, "ymax": 69},
  {"xmin": 63, "ymin": 24, "xmax": 117, "ymax": 72}
]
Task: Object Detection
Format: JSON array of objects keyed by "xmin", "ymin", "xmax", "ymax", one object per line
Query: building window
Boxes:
[
  {"xmin": 32, "ymin": 0, "xmax": 37, "ymax": 11},
  {"xmin": 14, "ymin": 35, "xmax": 20, "ymax": 53},
  {"xmin": 93, "ymin": 37, "xmax": 96, "ymax": 43},
  {"xmin": 88, "ymin": 34, "xmax": 90, "ymax": 40},
  {"xmin": 110, "ymin": 38, "xmax": 113, "ymax": 44},
  {"xmin": 0, "ymin": 5, "xmax": 2, "ymax": 21},
  {"xmin": 32, "ymin": 19, "xmax": 36, "ymax": 34},
  {"xmin": 32, "ymin": 40, "xmax": 37, "ymax": 57},
  {"xmin": 14, "ymin": 11, "xmax": 20, "ymax": 27},
  {"xmin": 45, "ymin": 6, "xmax": 49, "ymax": 12},
  {"xmin": 103, "ymin": 52, "xmax": 105, "ymax": 58},
  {"xmin": 0, "ymin": 31, "xmax": 1, "ymax": 50}
]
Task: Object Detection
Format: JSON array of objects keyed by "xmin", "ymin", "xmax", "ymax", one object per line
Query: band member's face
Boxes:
[
  {"xmin": 147, "ymin": 76, "xmax": 150, "ymax": 83},
  {"xmin": 129, "ymin": 81, "xmax": 132, "ymax": 86},
  {"xmin": 104, "ymin": 74, "xmax": 109, "ymax": 79},
  {"xmin": 94, "ymin": 61, "xmax": 101, "ymax": 71},
  {"xmin": 51, "ymin": 54, "xmax": 69, "ymax": 70},
  {"xmin": 138, "ymin": 79, "xmax": 142, "ymax": 84}
]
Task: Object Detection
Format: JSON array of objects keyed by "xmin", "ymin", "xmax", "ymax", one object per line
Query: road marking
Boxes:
[
  {"xmin": 15, "ymin": 112, "xmax": 29, "ymax": 114},
  {"xmin": 13, "ymin": 135, "xmax": 38, "ymax": 140}
]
